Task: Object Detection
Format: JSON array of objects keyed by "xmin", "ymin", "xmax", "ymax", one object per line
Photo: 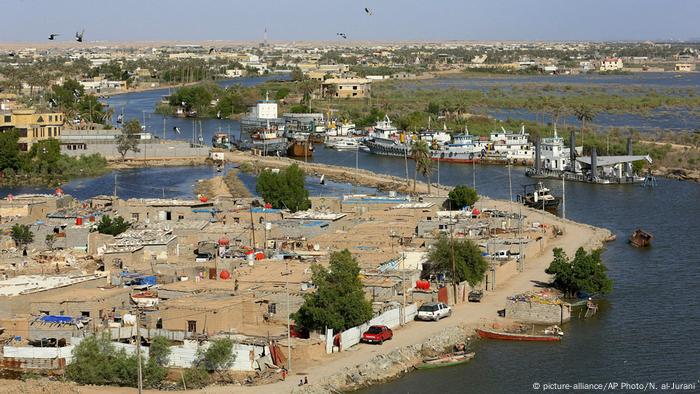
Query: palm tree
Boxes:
[
  {"xmin": 574, "ymin": 105, "xmax": 596, "ymax": 146},
  {"xmin": 411, "ymin": 140, "xmax": 431, "ymax": 193},
  {"xmin": 417, "ymin": 156, "xmax": 434, "ymax": 194}
]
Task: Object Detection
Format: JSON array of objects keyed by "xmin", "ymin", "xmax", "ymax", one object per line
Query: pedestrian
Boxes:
[
  {"xmin": 299, "ymin": 379, "xmax": 304, "ymax": 386},
  {"xmin": 281, "ymin": 368, "xmax": 287, "ymax": 380},
  {"xmin": 304, "ymin": 376, "xmax": 308, "ymax": 385}
]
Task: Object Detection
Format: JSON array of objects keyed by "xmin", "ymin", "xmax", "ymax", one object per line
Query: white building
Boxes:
[
  {"xmin": 249, "ymin": 97, "xmax": 278, "ymax": 120},
  {"xmin": 600, "ymin": 58, "xmax": 624, "ymax": 71}
]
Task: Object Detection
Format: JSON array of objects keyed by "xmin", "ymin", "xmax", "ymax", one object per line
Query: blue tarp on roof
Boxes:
[
  {"xmin": 39, "ymin": 315, "xmax": 74, "ymax": 324},
  {"xmin": 250, "ymin": 207, "xmax": 281, "ymax": 213}
]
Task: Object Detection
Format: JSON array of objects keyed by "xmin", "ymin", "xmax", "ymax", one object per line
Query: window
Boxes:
[
  {"xmin": 187, "ymin": 320, "xmax": 197, "ymax": 333},
  {"xmin": 81, "ymin": 311, "xmax": 90, "ymax": 317},
  {"xmin": 3, "ymin": 115, "xmax": 10, "ymax": 122},
  {"xmin": 40, "ymin": 310, "xmax": 50, "ymax": 315},
  {"xmin": 156, "ymin": 318, "xmax": 163, "ymax": 329},
  {"xmin": 165, "ymin": 211, "xmax": 172, "ymax": 220},
  {"xmin": 178, "ymin": 215, "xmax": 185, "ymax": 220},
  {"xmin": 353, "ymin": 86, "xmax": 358, "ymax": 90},
  {"xmin": 268, "ymin": 303, "xmax": 277, "ymax": 314},
  {"xmin": 132, "ymin": 213, "xmax": 140, "ymax": 221}
]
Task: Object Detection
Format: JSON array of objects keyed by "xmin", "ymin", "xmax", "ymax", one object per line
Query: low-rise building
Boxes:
[
  {"xmin": 600, "ymin": 58, "xmax": 624, "ymax": 71},
  {"xmin": 0, "ymin": 109, "xmax": 65, "ymax": 151},
  {"xmin": 674, "ymin": 63, "xmax": 695, "ymax": 72},
  {"xmin": 322, "ymin": 78, "xmax": 372, "ymax": 99}
]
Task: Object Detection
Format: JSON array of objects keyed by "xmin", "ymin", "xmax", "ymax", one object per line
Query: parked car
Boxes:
[
  {"xmin": 416, "ymin": 302, "xmax": 452, "ymax": 321},
  {"xmin": 468, "ymin": 290, "xmax": 484, "ymax": 302},
  {"xmin": 361, "ymin": 325, "xmax": 393, "ymax": 344}
]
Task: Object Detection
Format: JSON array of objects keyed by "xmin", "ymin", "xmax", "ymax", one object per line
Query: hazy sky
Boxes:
[{"xmin": 1, "ymin": 0, "xmax": 698, "ymax": 42}]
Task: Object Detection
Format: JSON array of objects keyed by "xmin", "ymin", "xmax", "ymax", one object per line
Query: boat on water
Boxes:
[
  {"xmin": 428, "ymin": 132, "xmax": 482, "ymax": 163},
  {"xmin": 629, "ymin": 229, "xmax": 653, "ymax": 247},
  {"xmin": 236, "ymin": 123, "xmax": 288, "ymax": 156},
  {"xmin": 364, "ymin": 116, "xmax": 410, "ymax": 157},
  {"xmin": 212, "ymin": 133, "xmax": 233, "ymax": 150},
  {"xmin": 417, "ymin": 352, "xmax": 475, "ymax": 369},
  {"xmin": 287, "ymin": 140, "xmax": 313, "ymax": 158},
  {"xmin": 518, "ymin": 182, "xmax": 561, "ymax": 210},
  {"xmin": 326, "ymin": 137, "xmax": 360, "ymax": 150},
  {"xmin": 476, "ymin": 327, "xmax": 562, "ymax": 342}
]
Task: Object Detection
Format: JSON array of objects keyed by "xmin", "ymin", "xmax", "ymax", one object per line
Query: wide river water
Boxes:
[{"xmin": 2, "ymin": 74, "xmax": 699, "ymax": 392}]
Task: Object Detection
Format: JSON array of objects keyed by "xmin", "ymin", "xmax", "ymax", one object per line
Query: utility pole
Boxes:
[
  {"xmin": 136, "ymin": 310, "xmax": 143, "ymax": 394},
  {"xmin": 437, "ymin": 158, "xmax": 440, "ymax": 196},
  {"xmin": 449, "ymin": 201, "xmax": 457, "ymax": 303},
  {"xmin": 562, "ymin": 174, "xmax": 566, "ymax": 220},
  {"xmin": 508, "ymin": 161, "xmax": 513, "ymax": 203},
  {"xmin": 404, "ymin": 145, "xmax": 409, "ymax": 186},
  {"xmin": 113, "ymin": 174, "xmax": 117, "ymax": 197},
  {"xmin": 250, "ymin": 205, "xmax": 256, "ymax": 248},
  {"xmin": 162, "ymin": 115, "xmax": 166, "ymax": 139},
  {"xmin": 283, "ymin": 261, "xmax": 291, "ymax": 372}
]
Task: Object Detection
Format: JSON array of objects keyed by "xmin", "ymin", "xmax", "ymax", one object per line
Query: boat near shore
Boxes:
[
  {"xmin": 476, "ymin": 327, "xmax": 562, "ymax": 342},
  {"xmin": 417, "ymin": 352, "xmax": 475, "ymax": 369}
]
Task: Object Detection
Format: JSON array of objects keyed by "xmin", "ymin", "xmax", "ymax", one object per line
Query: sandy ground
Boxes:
[{"xmin": 0, "ymin": 159, "xmax": 610, "ymax": 394}]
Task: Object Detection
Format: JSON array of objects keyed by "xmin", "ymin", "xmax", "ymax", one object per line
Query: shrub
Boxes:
[
  {"xmin": 181, "ymin": 366, "xmax": 210, "ymax": 389},
  {"xmin": 196, "ymin": 338, "xmax": 236, "ymax": 372}
]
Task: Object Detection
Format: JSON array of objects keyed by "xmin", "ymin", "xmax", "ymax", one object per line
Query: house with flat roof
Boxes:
[{"xmin": 322, "ymin": 78, "xmax": 371, "ymax": 99}]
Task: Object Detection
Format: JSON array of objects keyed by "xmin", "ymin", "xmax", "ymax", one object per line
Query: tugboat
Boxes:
[{"xmin": 518, "ymin": 182, "xmax": 561, "ymax": 210}]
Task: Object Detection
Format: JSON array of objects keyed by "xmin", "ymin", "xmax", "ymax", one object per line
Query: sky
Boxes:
[{"xmin": 0, "ymin": 0, "xmax": 698, "ymax": 43}]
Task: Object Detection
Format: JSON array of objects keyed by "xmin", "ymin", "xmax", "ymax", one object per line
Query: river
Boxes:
[{"xmin": 2, "ymin": 74, "xmax": 699, "ymax": 392}]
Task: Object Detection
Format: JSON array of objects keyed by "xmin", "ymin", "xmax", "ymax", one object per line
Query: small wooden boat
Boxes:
[
  {"xmin": 629, "ymin": 229, "xmax": 652, "ymax": 247},
  {"xmin": 416, "ymin": 352, "xmax": 475, "ymax": 369},
  {"xmin": 476, "ymin": 328, "xmax": 561, "ymax": 342}
]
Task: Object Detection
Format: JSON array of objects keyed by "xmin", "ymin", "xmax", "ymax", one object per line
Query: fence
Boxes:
[
  {"xmin": 3, "ymin": 338, "xmax": 269, "ymax": 372},
  {"xmin": 327, "ymin": 303, "xmax": 417, "ymax": 353}
]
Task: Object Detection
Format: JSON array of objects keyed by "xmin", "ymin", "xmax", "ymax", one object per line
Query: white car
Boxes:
[{"xmin": 416, "ymin": 302, "xmax": 452, "ymax": 321}]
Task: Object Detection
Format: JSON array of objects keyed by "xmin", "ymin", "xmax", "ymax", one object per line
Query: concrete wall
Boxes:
[
  {"xmin": 505, "ymin": 300, "xmax": 571, "ymax": 325},
  {"xmin": 3, "ymin": 338, "xmax": 269, "ymax": 371},
  {"xmin": 61, "ymin": 141, "xmax": 210, "ymax": 161}
]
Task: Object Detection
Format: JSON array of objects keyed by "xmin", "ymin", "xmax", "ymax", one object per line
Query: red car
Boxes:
[{"xmin": 361, "ymin": 325, "xmax": 393, "ymax": 344}]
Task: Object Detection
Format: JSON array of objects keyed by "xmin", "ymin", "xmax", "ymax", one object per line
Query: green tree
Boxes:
[
  {"xmin": 11, "ymin": 224, "xmax": 34, "ymax": 249},
  {"xmin": 116, "ymin": 120, "xmax": 141, "ymax": 160},
  {"xmin": 274, "ymin": 87, "xmax": 290, "ymax": 100},
  {"xmin": 256, "ymin": 163, "xmax": 310, "ymax": 212},
  {"xmin": 45, "ymin": 234, "xmax": 57, "ymax": 251},
  {"xmin": 66, "ymin": 334, "xmax": 167, "ymax": 388},
  {"xmin": 291, "ymin": 67, "xmax": 305, "ymax": 81},
  {"xmin": 97, "ymin": 215, "xmax": 131, "ymax": 236},
  {"xmin": 149, "ymin": 336, "xmax": 171, "ymax": 367},
  {"xmin": 427, "ymin": 235, "xmax": 488, "ymax": 287},
  {"xmin": 196, "ymin": 338, "xmax": 236, "ymax": 372},
  {"xmin": 545, "ymin": 247, "xmax": 613, "ymax": 297},
  {"xmin": 0, "ymin": 130, "xmax": 21, "ymax": 171},
  {"xmin": 411, "ymin": 140, "xmax": 431, "ymax": 193},
  {"xmin": 447, "ymin": 185, "xmax": 479, "ymax": 210},
  {"xmin": 28, "ymin": 139, "xmax": 61, "ymax": 175},
  {"xmin": 298, "ymin": 80, "xmax": 317, "ymax": 107},
  {"xmin": 293, "ymin": 250, "xmax": 373, "ymax": 332},
  {"xmin": 574, "ymin": 104, "xmax": 596, "ymax": 146}
]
